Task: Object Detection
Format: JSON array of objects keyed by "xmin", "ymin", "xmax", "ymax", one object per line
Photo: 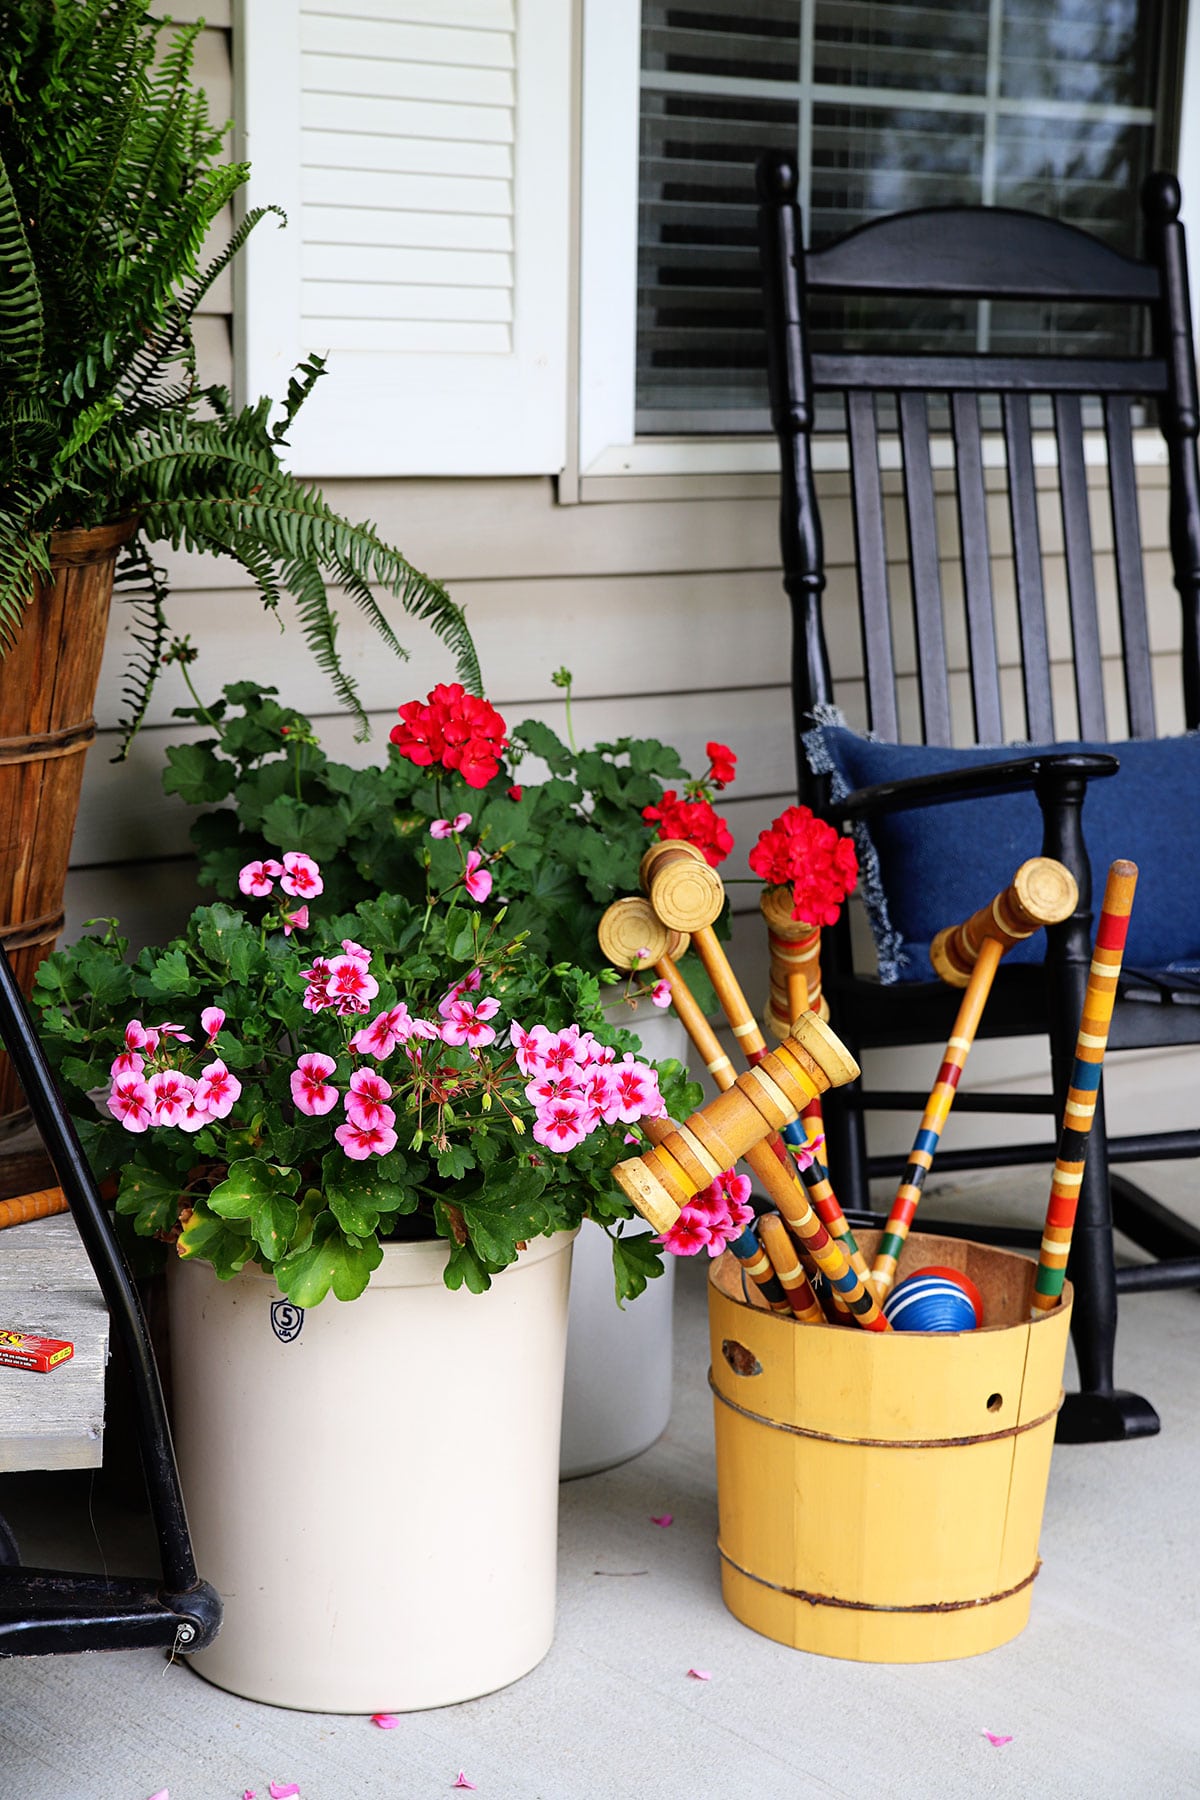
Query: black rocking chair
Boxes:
[{"xmin": 756, "ymin": 150, "xmax": 1200, "ymax": 1443}]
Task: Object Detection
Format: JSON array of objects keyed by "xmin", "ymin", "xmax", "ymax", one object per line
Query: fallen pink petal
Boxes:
[
  {"xmin": 371, "ymin": 1713, "xmax": 400, "ymax": 1729},
  {"xmin": 452, "ymin": 1775, "xmax": 477, "ymax": 1791},
  {"xmin": 146, "ymin": 1790, "xmax": 169, "ymax": 1800},
  {"xmin": 687, "ymin": 1667, "xmax": 712, "ymax": 1681},
  {"xmin": 982, "ymin": 1730, "xmax": 1014, "ymax": 1747},
  {"xmin": 269, "ymin": 1786, "xmax": 301, "ymax": 1798},
  {"xmin": 650, "ymin": 1514, "xmax": 673, "ymax": 1527},
  {"xmin": 243, "ymin": 1792, "xmax": 256, "ymax": 1799}
]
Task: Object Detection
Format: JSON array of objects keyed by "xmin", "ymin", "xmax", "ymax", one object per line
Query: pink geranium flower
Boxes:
[
  {"xmin": 238, "ymin": 858, "xmax": 283, "ymax": 897},
  {"xmin": 601, "ymin": 1055, "xmax": 664, "ymax": 1125},
  {"xmin": 440, "ymin": 995, "xmax": 500, "ymax": 1048},
  {"xmin": 655, "ymin": 1206, "xmax": 713, "ymax": 1257},
  {"xmin": 335, "ymin": 1117, "xmax": 399, "ymax": 1160},
  {"xmin": 438, "ymin": 968, "xmax": 482, "ymax": 1017},
  {"xmin": 351, "ymin": 1003, "xmax": 416, "ymax": 1060},
  {"xmin": 524, "ymin": 1070, "xmax": 582, "ymax": 1111},
  {"xmin": 110, "ymin": 1049, "xmax": 145, "ymax": 1078},
  {"xmin": 462, "ymin": 849, "xmax": 492, "ymax": 904},
  {"xmin": 324, "ymin": 955, "xmax": 380, "ymax": 1011},
  {"xmin": 146, "ymin": 1068, "xmax": 198, "ymax": 1127},
  {"xmin": 346, "ymin": 1068, "xmax": 394, "ymax": 1130},
  {"xmin": 124, "ymin": 1019, "xmax": 160, "ymax": 1056},
  {"xmin": 532, "ymin": 1097, "xmax": 590, "ymax": 1152},
  {"xmin": 193, "ymin": 1060, "xmax": 241, "ymax": 1121},
  {"xmin": 280, "ymin": 851, "xmax": 323, "ymax": 898},
  {"xmin": 657, "ymin": 1170, "xmax": 754, "ymax": 1258},
  {"xmin": 290, "ymin": 1053, "xmax": 339, "ymax": 1116},
  {"xmin": 429, "ymin": 813, "xmax": 472, "ymax": 839},
  {"xmin": 158, "ymin": 1021, "xmax": 193, "ymax": 1044},
  {"xmin": 200, "ymin": 1006, "xmax": 225, "ymax": 1045},
  {"xmin": 282, "ymin": 905, "xmax": 309, "ymax": 937},
  {"xmin": 107, "ymin": 1072, "xmax": 153, "ymax": 1133},
  {"xmin": 650, "ymin": 979, "xmax": 672, "ymax": 1009}
]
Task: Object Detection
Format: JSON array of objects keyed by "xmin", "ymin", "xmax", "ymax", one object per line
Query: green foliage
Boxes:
[
  {"xmin": 164, "ymin": 678, "xmax": 724, "ymax": 1008},
  {"xmin": 35, "ymin": 877, "xmax": 703, "ymax": 1309},
  {"xmin": 0, "ymin": 0, "xmax": 478, "ymax": 748}
]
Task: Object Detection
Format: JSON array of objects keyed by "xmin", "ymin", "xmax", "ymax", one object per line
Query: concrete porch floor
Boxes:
[{"xmin": 1, "ymin": 1162, "xmax": 1198, "ymax": 1800}]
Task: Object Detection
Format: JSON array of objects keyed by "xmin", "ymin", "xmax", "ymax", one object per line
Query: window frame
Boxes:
[{"xmin": 575, "ymin": 0, "xmax": 1200, "ymax": 498}]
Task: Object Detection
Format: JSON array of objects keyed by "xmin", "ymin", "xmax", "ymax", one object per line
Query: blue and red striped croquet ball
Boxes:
[{"xmin": 882, "ymin": 1265, "xmax": 984, "ymax": 1333}]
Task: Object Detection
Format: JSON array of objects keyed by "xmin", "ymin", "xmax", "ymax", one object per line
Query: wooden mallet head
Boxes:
[
  {"xmin": 929, "ymin": 856, "xmax": 1078, "ymax": 987},
  {"xmin": 597, "ymin": 896, "xmax": 690, "ymax": 971},
  {"xmin": 639, "ymin": 839, "xmax": 723, "ymax": 932}
]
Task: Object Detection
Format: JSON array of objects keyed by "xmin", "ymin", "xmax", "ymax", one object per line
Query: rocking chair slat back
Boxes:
[
  {"xmin": 1055, "ymin": 392, "xmax": 1109, "ymax": 740},
  {"xmin": 950, "ymin": 392, "xmax": 1004, "ymax": 744},
  {"xmin": 1104, "ymin": 395, "xmax": 1158, "ymax": 739}
]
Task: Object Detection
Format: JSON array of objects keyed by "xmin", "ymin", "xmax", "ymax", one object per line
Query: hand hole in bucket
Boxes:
[
  {"xmin": 722, "ymin": 1339, "xmax": 762, "ymax": 1378},
  {"xmin": 986, "ymin": 1392, "xmax": 1003, "ymax": 1413}
]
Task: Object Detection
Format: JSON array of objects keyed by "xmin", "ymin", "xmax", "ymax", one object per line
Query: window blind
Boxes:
[{"xmin": 637, "ymin": 0, "xmax": 1173, "ymax": 434}]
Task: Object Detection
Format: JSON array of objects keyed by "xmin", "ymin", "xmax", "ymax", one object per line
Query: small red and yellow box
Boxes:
[{"xmin": 0, "ymin": 1329, "xmax": 74, "ymax": 1373}]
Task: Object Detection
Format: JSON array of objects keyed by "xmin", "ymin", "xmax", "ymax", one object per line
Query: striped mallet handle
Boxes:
[
  {"xmin": 871, "ymin": 859, "xmax": 1080, "ymax": 1298},
  {"xmin": 641, "ymin": 843, "xmax": 867, "ymax": 1294},
  {"xmin": 600, "ymin": 898, "xmax": 831, "ymax": 1318},
  {"xmin": 1032, "ymin": 859, "xmax": 1138, "ymax": 1315},
  {"xmin": 785, "ymin": 968, "xmax": 865, "ymax": 1268},
  {"xmin": 757, "ymin": 1213, "xmax": 827, "ymax": 1323},
  {"xmin": 761, "ymin": 883, "xmax": 828, "ymax": 1036},
  {"xmin": 930, "ymin": 856, "xmax": 1078, "ymax": 986}
]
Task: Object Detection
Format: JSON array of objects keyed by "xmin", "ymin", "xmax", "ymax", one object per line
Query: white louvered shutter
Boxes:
[{"xmin": 235, "ymin": 0, "xmax": 570, "ymax": 476}]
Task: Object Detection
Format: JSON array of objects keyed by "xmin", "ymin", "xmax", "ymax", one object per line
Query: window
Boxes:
[{"xmin": 633, "ymin": 0, "xmax": 1185, "ymax": 436}]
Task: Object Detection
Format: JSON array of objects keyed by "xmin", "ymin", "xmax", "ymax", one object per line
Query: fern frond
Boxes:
[
  {"xmin": 111, "ymin": 531, "xmax": 170, "ymax": 757},
  {"xmin": 278, "ymin": 554, "xmax": 371, "ymax": 736},
  {"xmin": 0, "ymin": 147, "xmax": 43, "ymax": 378},
  {"xmin": 0, "ymin": 503, "xmax": 50, "ymax": 652}
]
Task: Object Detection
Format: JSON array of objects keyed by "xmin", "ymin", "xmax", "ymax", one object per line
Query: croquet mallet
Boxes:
[
  {"xmin": 1032, "ymin": 859, "xmax": 1137, "ymax": 1316},
  {"xmin": 870, "ymin": 856, "xmax": 1079, "ymax": 1299}
]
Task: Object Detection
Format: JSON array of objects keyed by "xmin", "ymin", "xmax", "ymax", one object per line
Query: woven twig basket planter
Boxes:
[{"xmin": 0, "ymin": 519, "xmax": 134, "ymax": 1115}]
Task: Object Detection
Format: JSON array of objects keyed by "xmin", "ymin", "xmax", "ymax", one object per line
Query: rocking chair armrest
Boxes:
[{"xmin": 832, "ymin": 751, "xmax": 1120, "ymax": 820}]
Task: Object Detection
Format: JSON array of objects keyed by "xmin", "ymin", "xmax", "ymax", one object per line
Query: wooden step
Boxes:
[{"xmin": 0, "ymin": 1209, "xmax": 108, "ymax": 1472}]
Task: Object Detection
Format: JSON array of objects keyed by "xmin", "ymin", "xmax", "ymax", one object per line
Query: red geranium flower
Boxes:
[
  {"xmin": 748, "ymin": 804, "xmax": 857, "ymax": 924},
  {"xmin": 642, "ymin": 791, "xmax": 734, "ymax": 867},
  {"xmin": 390, "ymin": 684, "xmax": 509, "ymax": 790},
  {"xmin": 705, "ymin": 741, "xmax": 737, "ymax": 788}
]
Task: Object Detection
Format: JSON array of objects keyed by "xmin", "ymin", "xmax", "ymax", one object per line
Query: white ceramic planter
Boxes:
[
  {"xmin": 558, "ymin": 992, "xmax": 689, "ymax": 1479},
  {"xmin": 168, "ymin": 1229, "xmax": 577, "ymax": 1714}
]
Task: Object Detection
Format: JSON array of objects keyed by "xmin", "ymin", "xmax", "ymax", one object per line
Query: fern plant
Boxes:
[{"xmin": 0, "ymin": 0, "xmax": 479, "ymax": 751}]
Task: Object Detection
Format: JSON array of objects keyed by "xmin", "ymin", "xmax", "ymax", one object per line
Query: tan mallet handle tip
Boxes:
[
  {"xmin": 611, "ymin": 1157, "xmax": 680, "ymax": 1235},
  {"xmin": 789, "ymin": 1010, "xmax": 861, "ymax": 1089}
]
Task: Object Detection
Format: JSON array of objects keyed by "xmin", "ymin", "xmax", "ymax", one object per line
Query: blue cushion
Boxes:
[{"xmin": 803, "ymin": 724, "xmax": 1200, "ymax": 983}]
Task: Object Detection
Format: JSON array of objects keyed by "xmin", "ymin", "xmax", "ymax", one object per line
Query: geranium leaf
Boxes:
[
  {"xmin": 209, "ymin": 1157, "xmax": 300, "ymax": 1219},
  {"xmin": 609, "ymin": 1231, "xmax": 666, "ymax": 1306},
  {"xmin": 178, "ymin": 1201, "xmax": 255, "ymax": 1279},
  {"xmin": 115, "ymin": 1163, "xmax": 183, "ymax": 1236},
  {"xmin": 275, "ymin": 1215, "xmax": 383, "ymax": 1306},
  {"xmin": 162, "ymin": 741, "xmax": 236, "ymax": 805}
]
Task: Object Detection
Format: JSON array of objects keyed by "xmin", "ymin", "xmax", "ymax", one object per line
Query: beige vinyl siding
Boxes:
[{"xmin": 64, "ymin": 11, "xmax": 1194, "ymax": 1162}]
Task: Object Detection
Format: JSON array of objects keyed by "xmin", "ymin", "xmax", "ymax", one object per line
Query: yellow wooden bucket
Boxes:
[{"xmin": 707, "ymin": 1230, "xmax": 1073, "ymax": 1663}]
